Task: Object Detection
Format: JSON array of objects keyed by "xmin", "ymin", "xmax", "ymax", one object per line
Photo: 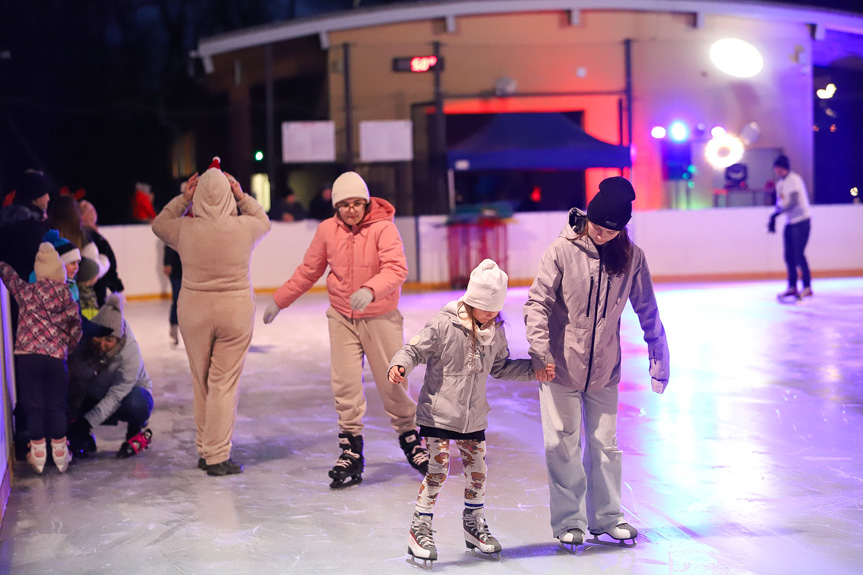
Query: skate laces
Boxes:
[
  {"xmin": 334, "ymin": 450, "xmax": 359, "ymax": 469},
  {"xmin": 464, "ymin": 511, "xmax": 493, "ymax": 541},
  {"xmin": 410, "ymin": 446, "xmax": 429, "ymax": 467},
  {"xmin": 411, "ymin": 515, "xmax": 435, "ymax": 547}
]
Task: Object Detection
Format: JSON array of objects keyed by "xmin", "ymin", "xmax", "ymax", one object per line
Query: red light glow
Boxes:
[{"xmin": 410, "ymin": 56, "xmax": 437, "ymax": 72}]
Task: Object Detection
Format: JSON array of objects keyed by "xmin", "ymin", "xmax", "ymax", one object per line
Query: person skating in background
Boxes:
[
  {"xmin": 263, "ymin": 171, "xmax": 428, "ymax": 488},
  {"xmin": 0, "ymin": 243, "xmax": 82, "ymax": 474},
  {"xmin": 67, "ymin": 295, "xmax": 154, "ymax": 459},
  {"xmin": 79, "ymin": 199, "xmax": 125, "ymax": 307},
  {"xmin": 152, "ymin": 158, "xmax": 271, "ymax": 476},
  {"xmin": 163, "ymin": 245, "xmax": 182, "ymax": 345},
  {"xmin": 524, "ymin": 176, "xmax": 670, "ymax": 552},
  {"xmin": 388, "ymin": 259, "xmax": 551, "ymax": 566},
  {"xmin": 768, "ymin": 155, "xmax": 813, "ymax": 301},
  {"xmin": 307, "ymin": 181, "xmax": 335, "ymax": 221}
]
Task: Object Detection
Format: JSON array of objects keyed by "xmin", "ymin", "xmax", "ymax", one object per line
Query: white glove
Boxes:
[
  {"xmin": 651, "ymin": 378, "xmax": 668, "ymax": 394},
  {"xmin": 263, "ymin": 301, "xmax": 282, "ymax": 324},
  {"xmin": 349, "ymin": 287, "xmax": 374, "ymax": 311}
]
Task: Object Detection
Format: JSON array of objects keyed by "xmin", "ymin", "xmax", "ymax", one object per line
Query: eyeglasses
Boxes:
[{"xmin": 336, "ymin": 200, "xmax": 367, "ymax": 212}]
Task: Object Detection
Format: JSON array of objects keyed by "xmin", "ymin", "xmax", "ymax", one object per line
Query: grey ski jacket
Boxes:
[
  {"xmin": 524, "ymin": 209, "xmax": 669, "ymax": 392},
  {"xmin": 390, "ymin": 302, "xmax": 533, "ymax": 434}
]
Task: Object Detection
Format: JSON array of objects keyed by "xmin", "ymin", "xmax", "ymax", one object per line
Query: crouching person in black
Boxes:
[{"xmin": 68, "ymin": 295, "xmax": 154, "ymax": 459}]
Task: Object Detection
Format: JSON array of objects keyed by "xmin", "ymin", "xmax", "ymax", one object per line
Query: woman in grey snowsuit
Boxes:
[{"xmin": 524, "ymin": 177, "xmax": 669, "ymax": 551}]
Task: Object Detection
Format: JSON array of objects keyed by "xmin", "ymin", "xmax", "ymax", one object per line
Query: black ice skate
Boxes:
[
  {"xmin": 329, "ymin": 433, "xmax": 364, "ymax": 489},
  {"xmin": 557, "ymin": 527, "xmax": 584, "ymax": 554},
  {"xmin": 399, "ymin": 430, "xmax": 429, "ymax": 476},
  {"xmin": 587, "ymin": 522, "xmax": 638, "ymax": 547},
  {"xmin": 117, "ymin": 428, "xmax": 152, "ymax": 459},
  {"xmin": 463, "ymin": 508, "xmax": 501, "ymax": 560},
  {"xmin": 407, "ymin": 512, "xmax": 437, "ymax": 568}
]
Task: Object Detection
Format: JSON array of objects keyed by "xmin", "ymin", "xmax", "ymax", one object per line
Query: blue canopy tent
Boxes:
[{"xmin": 447, "ymin": 113, "xmax": 631, "ymax": 171}]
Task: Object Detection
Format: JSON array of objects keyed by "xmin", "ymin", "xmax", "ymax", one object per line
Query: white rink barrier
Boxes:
[{"xmin": 98, "ymin": 204, "xmax": 863, "ymax": 298}]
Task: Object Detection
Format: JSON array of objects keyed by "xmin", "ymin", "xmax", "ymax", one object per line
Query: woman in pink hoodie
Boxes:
[{"xmin": 264, "ymin": 171, "xmax": 427, "ymax": 489}]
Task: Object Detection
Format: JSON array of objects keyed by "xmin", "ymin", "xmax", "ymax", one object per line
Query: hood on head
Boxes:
[{"xmin": 192, "ymin": 158, "xmax": 235, "ymax": 220}]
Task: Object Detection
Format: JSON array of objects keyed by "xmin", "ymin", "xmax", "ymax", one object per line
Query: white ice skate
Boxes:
[
  {"xmin": 407, "ymin": 512, "xmax": 437, "ymax": 569},
  {"xmin": 463, "ymin": 508, "xmax": 502, "ymax": 560},
  {"xmin": 588, "ymin": 522, "xmax": 638, "ymax": 547},
  {"xmin": 557, "ymin": 527, "xmax": 584, "ymax": 554}
]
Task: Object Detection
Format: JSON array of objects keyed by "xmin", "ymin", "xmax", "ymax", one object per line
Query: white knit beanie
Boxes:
[
  {"xmin": 33, "ymin": 242, "xmax": 67, "ymax": 283},
  {"xmin": 92, "ymin": 294, "xmax": 125, "ymax": 338},
  {"xmin": 331, "ymin": 171, "xmax": 370, "ymax": 206},
  {"xmin": 462, "ymin": 259, "xmax": 508, "ymax": 312}
]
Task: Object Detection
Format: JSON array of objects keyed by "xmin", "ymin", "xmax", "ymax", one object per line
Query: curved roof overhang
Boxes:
[{"xmin": 196, "ymin": 0, "xmax": 863, "ymax": 61}]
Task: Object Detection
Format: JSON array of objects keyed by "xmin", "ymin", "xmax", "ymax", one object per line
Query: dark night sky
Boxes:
[{"xmin": 1, "ymin": 0, "xmax": 861, "ymax": 221}]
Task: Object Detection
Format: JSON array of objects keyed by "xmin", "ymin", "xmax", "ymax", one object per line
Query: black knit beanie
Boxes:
[
  {"xmin": 14, "ymin": 170, "xmax": 51, "ymax": 205},
  {"xmin": 586, "ymin": 176, "xmax": 636, "ymax": 231}
]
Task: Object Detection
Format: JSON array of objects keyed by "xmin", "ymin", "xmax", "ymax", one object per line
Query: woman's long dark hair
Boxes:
[
  {"xmin": 48, "ymin": 195, "xmax": 89, "ymax": 249},
  {"xmin": 575, "ymin": 218, "xmax": 632, "ymax": 276}
]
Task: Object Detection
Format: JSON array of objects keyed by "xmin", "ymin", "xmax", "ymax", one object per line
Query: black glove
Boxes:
[{"xmin": 767, "ymin": 213, "xmax": 778, "ymax": 234}]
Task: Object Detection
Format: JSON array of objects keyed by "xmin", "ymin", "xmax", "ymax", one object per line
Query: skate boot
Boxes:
[
  {"xmin": 26, "ymin": 440, "xmax": 47, "ymax": 475},
  {"xmin": 328, "ymin": 433, "xmax": 364, "ymax": 489},
  {"xmin": 557, "ymin": 527, "xmax": 584, "ymax": 554},
  {"xmin": 117, "ymin": 428, "xmax": 153, "ymax": 459},
  {"xmin": 399, "ymin": 430, "xmax": 429, "ymax": 476},
  {"xmin": 588, "ymin": 522, "xmax": 638, "ymax": 547},
  {"xmin": 51, "ymin": 438, "xmax": 72, "ymax": 473},
  {"xmin": 407, "ymin": 511, "xmax": 437, "ymax": 567},
  {"xmin": 463, "ymin": 507, "xmax": 502, "ymax": 559},
  {"xmin": 169, "ymin": 324, "xmax": 179, "ymax": 345},
  {"xmin": 777, "ymin": 286, "xmax": 800, "ymax": 302},
  {"xmin": 800, "ymin": 287, "xmax": 814, "ymax": 298}
]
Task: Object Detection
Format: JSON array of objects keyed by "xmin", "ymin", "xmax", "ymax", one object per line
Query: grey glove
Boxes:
[
  {"xmin": 263, "ymin": 301, "xmax": 282, "ymax": 324},
  {"xmin": 651, "ymin": 378, "xmax": 668, "ymax": 394},
  {"xmin": 349, "ymin": 287, "xmax": 374, "ymax": 311}
]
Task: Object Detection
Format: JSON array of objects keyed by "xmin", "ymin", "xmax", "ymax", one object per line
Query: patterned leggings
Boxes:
[{"xmin": 415, "ymin": 438, "xmax": 488, "ymax": 514}]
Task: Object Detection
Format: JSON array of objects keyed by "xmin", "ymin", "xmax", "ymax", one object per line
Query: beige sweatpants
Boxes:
[
  {"xmin": 325, "ymin": 306, "xmax": 417, "ymax": 436},
  {"xmin": 179, "ymin": 289, "xmax": 255, "ymax": 465}
]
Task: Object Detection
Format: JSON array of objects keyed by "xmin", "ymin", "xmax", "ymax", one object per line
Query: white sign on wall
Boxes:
[
  {"xmin": 281, "ymin": 121, "xmax": 336, "ymax": 163},
  {"xmin": 359, "ymin": 120, "xmax": 413, "ymax": 162}
]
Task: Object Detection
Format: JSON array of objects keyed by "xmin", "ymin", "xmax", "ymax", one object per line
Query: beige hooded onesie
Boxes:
[{"xmin": 152, "ymin": 163, "xmax": 271, "ymax": 465}]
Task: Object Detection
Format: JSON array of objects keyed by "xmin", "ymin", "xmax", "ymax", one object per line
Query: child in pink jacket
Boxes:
[
  {"xmin": 1, "ymin": 243, "xmax": 82, "ymax": 474},
  {"xmin": 263, "ymin": 171, "xmax": 427, "ymax": 488}
]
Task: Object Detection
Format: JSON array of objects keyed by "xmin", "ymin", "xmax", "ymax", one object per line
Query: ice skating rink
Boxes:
[{"xmin": 1, "ymin": 278, "xmax": 862, "ymax": 574}]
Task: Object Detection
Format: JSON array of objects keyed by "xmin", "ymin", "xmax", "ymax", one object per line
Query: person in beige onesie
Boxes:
[{"xmin": 152, "ymin": 157, "xmax": 271, "ymax": 476}]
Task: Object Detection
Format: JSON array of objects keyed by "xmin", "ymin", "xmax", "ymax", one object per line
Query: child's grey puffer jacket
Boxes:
[{"xmin": 390, "ymin": 301, "xmax": 533, "ymax": 434}]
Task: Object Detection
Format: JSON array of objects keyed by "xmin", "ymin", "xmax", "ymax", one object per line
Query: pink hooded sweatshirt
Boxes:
[{"xmin": 273, "ymin": 197, "xmax": 407, "ymax": 319}]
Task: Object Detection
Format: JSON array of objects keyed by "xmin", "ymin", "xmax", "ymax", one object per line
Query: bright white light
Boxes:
[
  {"xmin": 710, "ymin": 38, "xmax": 763, "ymax": 78},
  {"xmin": 705, "ymin": 133, "xmax": 745, "ymax": 169},
  {"xmin": 711, "ymin": 126, "xmax": 726, "ymax": 138},
  {"xmin": 651, "ymin": 126, "xmax": 666, "ymax": 139},
  {"xmin": 669, "ymin": 121, "xmax": 688, "ymax": 142},
  {"xmin": 852, "ymin": 187, "xmax": 859, "ymax": 197},
  {"xmin": 817, "ymin": 83, "xmax": 836, "ymax": 99}
]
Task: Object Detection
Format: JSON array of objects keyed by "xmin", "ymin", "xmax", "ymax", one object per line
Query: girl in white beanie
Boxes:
[
  {"xmin": 0, "ymin": 244, "xmax": 82, "ymax": 474},
  {"xmin": 388, "ymin": 259, "xmax": 554, "ymax": 566}
]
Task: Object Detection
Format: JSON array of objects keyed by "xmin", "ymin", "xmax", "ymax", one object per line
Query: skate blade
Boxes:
[
  {"xmin": 466, "ymin": 546, "xmax": 501, "ymax": 561},
  {"xmin": 586, "ymin": 534, "xmax": 637, "ymax": 548},
  {"xmin": 329, "ymin": 475, "xmax": 363, "ymax": 489},
  {"xmin": 558, "ymin": 541, "xmax": 580, "ymax": 554},
  {"xmin": 406, "ymin": 550, "xmax": 435, "ymax": 570}
]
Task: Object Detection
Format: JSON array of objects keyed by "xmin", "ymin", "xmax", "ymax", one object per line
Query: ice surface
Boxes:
[{"xmin": 1, "ymin": 279, "xmax": 863, "ymax": 574}]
